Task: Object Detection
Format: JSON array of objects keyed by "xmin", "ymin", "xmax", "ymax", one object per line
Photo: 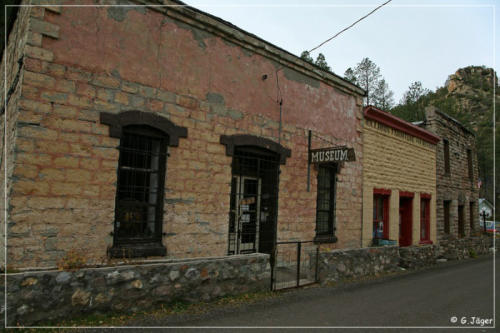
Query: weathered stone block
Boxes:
[
  {"xmin": 30, "ymin": 18, "xmax": 60, "ymax": 39},
  {"xmin": 25, "ymin": 45, "xmax": 54, "ymax": 62}
]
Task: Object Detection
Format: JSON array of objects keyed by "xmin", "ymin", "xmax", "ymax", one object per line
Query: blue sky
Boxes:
[{"xmin": 188, "ymin": 0, "xmax": 498, "ymax": 103}]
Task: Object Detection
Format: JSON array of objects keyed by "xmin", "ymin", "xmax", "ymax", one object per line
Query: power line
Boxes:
[{"xmin": 308, "ymin": 0, "xmax": 392, "ymax": 54}]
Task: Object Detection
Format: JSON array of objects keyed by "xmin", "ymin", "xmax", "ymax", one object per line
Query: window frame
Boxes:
[
  {"xmin": 100, "ymin": 111, "xmax": 188, "ymax": 258},
  {"xmin": 314, "ymin": 165, "xmax": 337, "ymax": 243},
  {"xmin": 113, "ymin": 125, "xmax": 168, "ymax": 246},
  {"xmin": 373, "ymin": 190, "xmax": 390, "ymax": 241},
  {"xmin": 444, "ymin": 200, "xmax": 451, "ymax": 234},
  {"xmin": 469, "ymin": 201, "xmax": 475, "ymax": 232},
  {"xmin": 458, "ymin": 204, "xmax": 465, "ymax": 238},
  {"xmin": 420, "ymin": 197, "xmax": 432, "ymax": 244}
]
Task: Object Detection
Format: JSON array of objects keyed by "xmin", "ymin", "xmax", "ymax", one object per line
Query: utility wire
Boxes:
[{"xmin": 308, "ymin": 0, "xmax": 392, "ymax": 54}]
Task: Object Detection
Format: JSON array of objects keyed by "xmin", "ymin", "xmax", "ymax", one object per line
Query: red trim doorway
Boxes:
[{"xmin": 399, "ymin": 196, "xmax": 413, "ymax": 247}]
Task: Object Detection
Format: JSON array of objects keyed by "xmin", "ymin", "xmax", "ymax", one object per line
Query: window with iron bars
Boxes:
[
  {"xmin": 315, "ymin": 165, "xmax": 337, "ymax": 242},
  {"xmin": 113, "ymin": 125, "xmax": 168, "ymax": 253}
]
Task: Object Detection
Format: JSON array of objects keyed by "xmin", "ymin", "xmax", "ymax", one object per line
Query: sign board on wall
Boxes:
[{"xmin": 309, "ymin": 147, "xmax": 355, "ymax": 164}]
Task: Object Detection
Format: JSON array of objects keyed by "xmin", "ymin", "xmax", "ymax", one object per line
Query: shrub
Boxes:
[{"xmin": 57, "ymin": 249, "xmax": 87, "ymax": 271}]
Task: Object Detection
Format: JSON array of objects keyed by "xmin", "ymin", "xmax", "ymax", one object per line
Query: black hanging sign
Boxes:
[{"xmin": 309, "ymin": 147, "xmax": 355, "ymax": 164}]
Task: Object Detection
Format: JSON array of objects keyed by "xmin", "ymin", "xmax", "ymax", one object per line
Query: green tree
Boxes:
[
  {"xmin": 300, "ymin": 51, "xmax": 314, "ymax": 64},
  {"xmin": 401, "ymin": 81, "xmax": 430, "ymax": 105},
  {"xmin": 300, "ymin": 51, "xmax": 332, "ymax": 72},
  {"xmin": 352, "ymin": 57, "xmax": 381, "ymax": 105},
  {"xmin": 344, "ymin": 67, "xmax": 357, "ymax": 84},
  {"xmin": 373, "ymin": 79, "xmax": 395, "ymax": 110},
  {"xmin": 315, "ymin": 53, "xmax": 331, "ymax": 72},
  {"xmin": 391, "ymin": 81, "xmax": 431, "ymax": 122}
]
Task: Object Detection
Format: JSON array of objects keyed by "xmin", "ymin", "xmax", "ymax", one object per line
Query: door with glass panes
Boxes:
[
  {"xmin": 229, "ymin": 176, "xmax": 261, "ymax": 253},
  {"xmin": 228, "ymin": 147, "xmax": 279, "ymax": 255}
]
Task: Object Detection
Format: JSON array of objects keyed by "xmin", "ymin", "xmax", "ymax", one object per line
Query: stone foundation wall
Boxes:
[
  {"xmin": 437, "ymin": 235, "xmax": 494, "ymax": 260},
  {"xmin": 319, "ymin": 236, "xmax": 494, "ymax": 283},
  {"xmin": 2, "ymin": 253, "xmax": 270, "ymax": 326},
  {"xmin": 318, "ymin": 246, "xmax": 400, "ymax": 283},
  {"xmin": 399, "ymin": 245, "xmax": 437, "ymax": 269}
]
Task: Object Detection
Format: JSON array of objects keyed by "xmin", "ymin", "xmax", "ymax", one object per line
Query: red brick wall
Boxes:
[{"xmin": 7, "ymin": 3, "xmax": 363, "ymax": 268}]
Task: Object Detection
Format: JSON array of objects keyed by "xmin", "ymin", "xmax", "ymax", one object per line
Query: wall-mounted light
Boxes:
[{"xmin": 262, "ymin": 74, "xmax": 268, "ymax": 80}]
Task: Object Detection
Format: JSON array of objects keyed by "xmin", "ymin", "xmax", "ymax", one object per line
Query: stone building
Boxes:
[
  {"xmin": 1, "ymin": 1, "xmax": 365, "ymax": 269},
  {"xmin": 421, "ymin": 106, "xmax": 480, "ymax": 241},
  {"xmin": 362, "ymin": 106, "xmax": 440, "ymax": 247}
]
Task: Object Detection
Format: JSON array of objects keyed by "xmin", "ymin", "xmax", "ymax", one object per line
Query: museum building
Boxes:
[{"xmin": 1, "ymin": 1, "xmax": 366, "ymax": 269}]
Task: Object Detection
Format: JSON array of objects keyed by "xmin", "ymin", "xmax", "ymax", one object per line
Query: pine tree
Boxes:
[
  {"xmin": 353, "ymin": 58, "xmax": 381, "ymax": 106},
  {"xmin": 373, "ymin": 79, "xmax": 395, "ymax": 110},
  {"xmin": 315, "ymin": 53, "xmax": 331, "ymax": 72},
  {"xmin": 344, "ymin": 67, "xmax": 357, "ymax": 84},
  {"xmin": 300, "ymin": 51, "xmax": 314, "ymax": 64}
]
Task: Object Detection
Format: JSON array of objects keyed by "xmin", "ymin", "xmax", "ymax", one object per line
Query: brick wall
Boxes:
[
  {"xmin": 5, "ymin": 2, "xmax": 364, "ymax": 268},
  {"xmin": 423, "ymin": 106, "xmax": 479, "ymax": 241},
  {"xmin": 362, "ymin": 117, "xmax": 437, "ymax": 247}
]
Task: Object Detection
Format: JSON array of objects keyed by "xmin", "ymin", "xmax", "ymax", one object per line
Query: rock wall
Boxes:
[
  {"xmin": 318, "ymin": 246, "xmax": 400, "ymax": 283},
  {"xmin": 2, "ymin": 253, "xmax": 270, "ymax": 326},
  {"xmin": 437, "ymin": 236, "xmax": 493, "ymax": 260},
  {"xmin": 399, "ymin": 245, "xmax": 437, "ymax": 269}
]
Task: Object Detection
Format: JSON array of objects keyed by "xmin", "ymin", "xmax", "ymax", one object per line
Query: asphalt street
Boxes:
[{"xmin": 95, "ymin": 255, "xmax": 498, "ymax": 332}]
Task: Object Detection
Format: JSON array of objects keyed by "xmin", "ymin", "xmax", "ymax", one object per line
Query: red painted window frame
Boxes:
[
  {"xmin": 400, "ymin": 191, "xmax": 414, "ymax": 198},
  {"xmin": 420, "ymin": 197, "xmax": 432, "ymax": 244},
  {"xmin": 373, "ymin": 190, "xmax": 390, "ymax": 240}
]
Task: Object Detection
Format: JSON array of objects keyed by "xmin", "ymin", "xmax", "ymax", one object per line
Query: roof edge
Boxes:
[
  {"xmin": 364, "ymin": 105, "xmax": 441, "ymax": 145},
  {"xmin": 134, "ymin": 0, "xmax": 366, "ymax": 97},
  {"xmin": 433, "ymin": 108, "xmax": 476, "ymax": 137}
]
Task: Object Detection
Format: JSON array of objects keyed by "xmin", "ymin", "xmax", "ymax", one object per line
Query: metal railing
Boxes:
[{"xmin": 272, "ymin": 240, "xmax": 320, "ymax": 290}]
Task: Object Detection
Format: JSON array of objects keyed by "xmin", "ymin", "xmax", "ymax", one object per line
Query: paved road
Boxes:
[{"xmin": 103, "ymin": 256, "xmax": 498, "ymax": 332}]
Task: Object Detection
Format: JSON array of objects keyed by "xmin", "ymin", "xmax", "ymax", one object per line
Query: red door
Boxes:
[{"xmin": 399, "ymin": 197, "xmax": 413, "ymax": 246}]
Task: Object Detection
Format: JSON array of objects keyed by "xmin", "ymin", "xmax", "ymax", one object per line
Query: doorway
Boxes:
[
  {"xmin": 228, "ymin": 146, "xmax": 279, "ymax": 255},
  {"xmin": 399, "ymin": 196, "xmax": 413, "ymax": 247}
]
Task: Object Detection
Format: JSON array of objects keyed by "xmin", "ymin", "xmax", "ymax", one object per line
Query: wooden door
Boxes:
[{"xmin": 399, "ymin": 197, "xmax": 413, "ymax": 246}]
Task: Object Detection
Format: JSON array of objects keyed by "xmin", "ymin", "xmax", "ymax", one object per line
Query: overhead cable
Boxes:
[{"xmin": 308, "ymin": 0, "xmax": 392, "ymax": 53}]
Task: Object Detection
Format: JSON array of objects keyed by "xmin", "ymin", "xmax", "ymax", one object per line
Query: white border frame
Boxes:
[{"xmin": 2, "ymin": 2, "xmax": 496, "ymax": 329}]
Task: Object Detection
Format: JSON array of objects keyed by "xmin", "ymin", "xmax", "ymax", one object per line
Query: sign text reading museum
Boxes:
[{"xmin": 309, "ymin": 147, "xmax": 355, "ymax": 164}]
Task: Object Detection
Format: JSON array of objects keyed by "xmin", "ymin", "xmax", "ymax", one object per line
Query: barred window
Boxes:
[
  {"xmin": 100, "ymin": 111, "xmax": 187, "ymax": 258},
  {"xmin": 315, "ymin": 165, "xmax": 336, "ymax": 241},
  {"xmin": 114, "ymin": 125, "xmax": 168, "ymax": 245}
]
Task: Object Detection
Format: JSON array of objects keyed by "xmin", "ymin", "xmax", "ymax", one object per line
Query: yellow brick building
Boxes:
[{"xmin": 362, "ymin": 106, "xmax": 440, "ymax": 247}]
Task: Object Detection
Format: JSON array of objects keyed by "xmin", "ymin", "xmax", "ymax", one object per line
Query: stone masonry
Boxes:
[
  {"xmin": 2, "ymin": 253, "xmax": 270, "ymax": 326},
  {"xmin": 422, "ymin": 106, "xmax": 479, "ymax": 241},
  {"xmin": 362, "ymin": 106, "xmax": 439, "ymax": 247},
  {"xmin": 2, "ymin": 0, "xmax": 365, "ymax": 269}
]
